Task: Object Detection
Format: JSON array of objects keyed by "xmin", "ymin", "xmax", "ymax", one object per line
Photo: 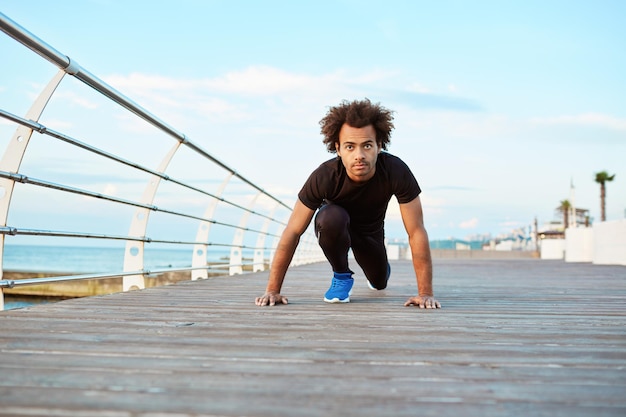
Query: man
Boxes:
[{"xmin": 255, "ymin": 99, "xmax": 440, "ymax": 309}]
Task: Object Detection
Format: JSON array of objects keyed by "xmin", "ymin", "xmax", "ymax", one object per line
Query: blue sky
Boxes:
[{"xmin": 1, "ymin": 0, "xmax": 625, "ymax": 242}]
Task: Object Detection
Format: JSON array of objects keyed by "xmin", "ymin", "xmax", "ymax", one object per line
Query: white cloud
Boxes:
[
  {"xmin": 459, "ymin": 217, "xmax": 479, "ymax": 229},
  {"xmin": 106, "ymin": 67, "xmax": 348, "ymax": 98},
  {"xmin": 103, "ymin": 66, "xmax": 443, "ymax": 114},
  {"xmin": 385, "ymin": 199, "xmax": 401, "ymax": 220},
  {"xmin": 99, "ymin": 67, "xmax": 440, "ymax": 143},
  {"xmin": 81, "ymin": 183, "xmax": 117, "ymax": 202},
  {"xmin": 38, "ymin": 118, "xmax": 73, "ymax": 130},
  {"xmin": 202, "ymin": 66, "xmax": 323, "ymax": 95},
  {"xmin": 54, "ymin": 90, "xmax": 99, "ymax": 109},
  {"xmin": 498, "ymin": 220, "xmax": 524, "ymax": 228},
  {"xmin": 407, "ymin": 83, "xmax": 431, "ymax": 94},
  {"xmin": 105, "ymin": 73, "xmax": 194, "ymax": 91},
  {"xmin": 384, "ymin": 194, "xmax": 446, "ymax": 223},
  {"xmin": 265, "ymin": 185, "xmax": 301, "ymax": 200},
  {"xmin": 398, "ymin": 110, "xmax": 516, "ymax": 139},
  {"xmin": 102, "ymin": 183, "xmax": 117, "ymax": 196},
  {"xmin": 531, "ymin": 113, "xmax": 626, "ymax": 131},
  {"xmin": 420, "ymin": 195, "xmax": 446, "ymax": 216}
]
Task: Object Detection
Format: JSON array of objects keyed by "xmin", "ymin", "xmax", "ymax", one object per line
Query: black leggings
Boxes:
[{"xmin": 314, "ymin": 203, "xmax": 389, "ymax": 289}]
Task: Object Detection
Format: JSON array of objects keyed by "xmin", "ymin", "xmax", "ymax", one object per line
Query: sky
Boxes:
[{"xmin": 1, "ymin": 0, "xmax": 625, "ymax": 243}]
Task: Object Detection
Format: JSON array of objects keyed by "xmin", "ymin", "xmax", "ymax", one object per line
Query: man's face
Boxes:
[{"xmin": 335, "ymin": 124, "xmax": 381, "ymax": 183}]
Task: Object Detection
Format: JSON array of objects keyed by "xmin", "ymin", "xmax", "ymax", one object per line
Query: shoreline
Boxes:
[{"xmin": 2, "ymin": 258, "xmax": 269, "ymax": 310}]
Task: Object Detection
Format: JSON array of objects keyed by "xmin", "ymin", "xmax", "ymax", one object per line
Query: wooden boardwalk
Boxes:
[{"xmin": 1, "ymin": 258, "xmax": 625, "ymax": 417}]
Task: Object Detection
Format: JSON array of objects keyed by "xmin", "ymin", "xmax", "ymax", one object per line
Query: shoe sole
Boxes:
[
  {"xmin": 324, "ymin": 297, "xmax": 350, "ymax": 303},
  {"xmin": 323, "ymin": 288, "xmax": 352, "ymax": 303}
]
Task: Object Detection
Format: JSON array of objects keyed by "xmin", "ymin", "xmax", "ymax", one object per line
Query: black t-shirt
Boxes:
[{"xmin": 298, "ymin": 152, "xmax": 421, "ymax": 234}]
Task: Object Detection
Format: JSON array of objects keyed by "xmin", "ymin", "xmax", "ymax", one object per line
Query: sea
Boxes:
[
  {"xmin": 2, "ymin": 244, "xmax": 235, "ymax": 273},
  {"xmin": 1, "ymin": 244, "xmax": 237, "ymax": 310}
]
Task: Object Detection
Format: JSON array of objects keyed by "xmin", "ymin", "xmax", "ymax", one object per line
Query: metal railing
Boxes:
[{"xmin": 0, "ymin": 12, "xmax": 323, "ymax": 310}]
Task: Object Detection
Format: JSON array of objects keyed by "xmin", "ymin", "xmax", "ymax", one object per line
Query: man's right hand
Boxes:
[{"xmin": 255, "ymin": 292, "xmax": 288, "ymax": 306}]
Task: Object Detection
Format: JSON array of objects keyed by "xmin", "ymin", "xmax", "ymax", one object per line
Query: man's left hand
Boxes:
[{"xmin": 404, "ymin": 295, "xmax": 441, "ymax": 309}]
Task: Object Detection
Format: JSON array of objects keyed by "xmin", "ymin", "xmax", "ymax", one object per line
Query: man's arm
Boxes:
[
  {"xmin": 255, "ymin": 199, "xmax": 315, "ymax": 306},
  {"xmin": 399, "ymin": 196, "xmax": 441, "ymax": 309}
]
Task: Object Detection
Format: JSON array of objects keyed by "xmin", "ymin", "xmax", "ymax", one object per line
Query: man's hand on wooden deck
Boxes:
[
  {"xmin": 404, "ymin": 295, "xmax": 441, "ymax": 309},
  {"xmin": 255, "ymin": 292, "xmax": 289, "ymax": 306}
]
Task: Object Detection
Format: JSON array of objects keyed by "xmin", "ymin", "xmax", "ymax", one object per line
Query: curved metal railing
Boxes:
[{"xmin": 0, "ymin": 12, "xmax": 323, "ymax": 310}]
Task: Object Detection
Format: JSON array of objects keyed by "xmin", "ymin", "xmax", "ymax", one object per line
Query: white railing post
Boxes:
[
  {"xmin": 191, "ymin": 174, "xmax": 233, "ymax": 280},
  {"xmin": 229, "ymin": 193, "xmax": 260, "ymax": 275},
  {"xmin": 253, "ymin": 202, "xmax": 279, "ymax": 272},
  {"xmin": 123, "ymin": 142, "xmax": 182, "ymax": 291},
  {"xmin": 0, "ymin": 69, "xmax": 67, "ymax": 308}
]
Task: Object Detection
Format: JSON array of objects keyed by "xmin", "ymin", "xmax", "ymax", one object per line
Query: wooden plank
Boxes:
[{"xmin": 1, "ymin": 259, "xmax": 625, "ymax": 417}]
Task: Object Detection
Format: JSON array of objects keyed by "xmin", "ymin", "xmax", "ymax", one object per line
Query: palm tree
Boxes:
[
  {"xmin": 558, "ymin": 199, "xmax": 571, "ymax": 230},
  {"xmin": 594, "ymin": 171, "xmax": 616, "ymax": 221}
]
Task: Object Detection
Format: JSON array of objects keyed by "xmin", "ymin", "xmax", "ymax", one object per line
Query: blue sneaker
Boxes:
[{"xmin": 324, "ymin": 272, "xmax": 354, "ymax": 303}]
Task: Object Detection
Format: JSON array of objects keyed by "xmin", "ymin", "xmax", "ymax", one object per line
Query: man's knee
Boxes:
[
  {"xmin": 370, "ymin": 281, "xmax": 388, "ymax": 290},
  {"xmin": 315, "ymin": 204, "xmax": 350, "ymax": 236}
]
